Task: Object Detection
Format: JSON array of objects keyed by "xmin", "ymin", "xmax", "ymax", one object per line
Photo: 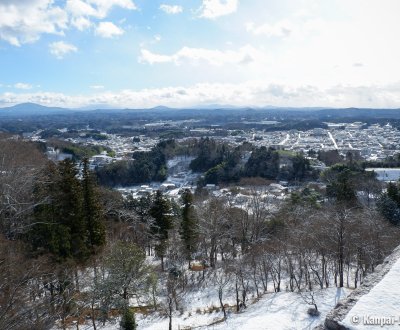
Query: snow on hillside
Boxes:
[
  {"xmin": 131, "ymin": 287, "xmax": 349, "ymax": 330},
  {"xmin": 341, "ymin": 257, "xmax": 400, "ymax": 329}
]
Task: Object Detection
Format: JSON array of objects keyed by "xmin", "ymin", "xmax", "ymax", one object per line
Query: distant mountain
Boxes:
[
  {"xmin": 189, "ymin": 104, "xmax": 247, "ymax": 110},
  {"xmin": 0, "ymin": 103, "xmax": 71, "ymax": 116},
  {"xmin": 0, "ymin": 103, "xmax": 399, "ymax": 119},
  {"xmin": 148, "ymin": 105, "xmax": 175, "ymax": 111}
]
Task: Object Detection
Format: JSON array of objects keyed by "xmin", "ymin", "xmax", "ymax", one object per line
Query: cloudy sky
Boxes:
[{"xmin": 1, "ymin": 0, "xmax": 400, "ymax": 108}]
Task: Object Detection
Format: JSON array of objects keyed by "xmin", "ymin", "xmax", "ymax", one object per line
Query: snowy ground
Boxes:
[
  {"xmin": 135, "ymin": 287, "xmax": 349, "ymax": 330},
  {"xmin": 341, "ymin": 257, "xmax": 400, "ymax": 330}
]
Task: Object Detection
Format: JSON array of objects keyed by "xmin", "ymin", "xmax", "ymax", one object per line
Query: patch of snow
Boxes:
[
  {"xmin": 341, "ymin": 257, "xmax": 400, "ymax": 329},
  {"xmin": 136, "ymin": 287, "xmax": 348, "ymax": 330}
]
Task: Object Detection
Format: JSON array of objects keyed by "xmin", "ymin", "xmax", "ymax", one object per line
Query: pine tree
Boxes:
[
  {"xmin": 57, "ymin": 159, "xmax": 88, "ymax": 261},
  {"xmin": 120, "ymin": 308, "xmax": 136, "ymax": 330},
  {"xmin": 180, "ymin": 189, "xmax": 198, "ymax": 267},
  {"xmin": 149, "ymin": 190, "xmax": 173, "ymax": 239},
  {"xmin": 387, "ymin": 182, "xmax": 400, "ymax": 205},
  {"xmin": 81, "ymin": 158, "xmax": 106, "ymax": 253},
  {"xmin": 149, "ymin": 190, "xmax": 173, "ymax": 270}
]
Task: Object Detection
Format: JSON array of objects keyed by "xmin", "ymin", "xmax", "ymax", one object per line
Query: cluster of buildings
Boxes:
[{"xmin": 210, "ymin": 122, "xmax": 400, "ymax": 162}]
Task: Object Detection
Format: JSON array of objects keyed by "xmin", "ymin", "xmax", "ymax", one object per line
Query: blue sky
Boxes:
[{"xmin": 1, "ymin": 0, "xmax": 400, "ymax": 108}]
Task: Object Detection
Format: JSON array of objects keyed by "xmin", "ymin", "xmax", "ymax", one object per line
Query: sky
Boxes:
[{"xmin": 1, "ymin": 0, "xmax": 400, "ymax": 109}]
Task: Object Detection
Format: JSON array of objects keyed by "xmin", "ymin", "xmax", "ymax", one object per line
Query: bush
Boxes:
[
  {"xmin": 120, "ymin": 308, "xmax": 136, "ymax": 330},
  {"xmin": 307, "ymin": 308, "xmax": 320, "ymax": 317}
]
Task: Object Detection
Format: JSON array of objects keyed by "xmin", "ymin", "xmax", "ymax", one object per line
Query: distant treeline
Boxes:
[
  {"xmin": 362, "ymin": 154, "xmax": 400, "ymax": 168},
  {"xmin": 4, "ymin": 105, "xmax": 400, "ymax": 135}
]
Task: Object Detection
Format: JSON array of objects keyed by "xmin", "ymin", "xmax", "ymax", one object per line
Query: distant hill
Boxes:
[
  {"xmin": 0, "ymin": 103, "xmax": 400, "ymax": 120},
  {"xmin": 0, "ymin": 103, "xmax": 71, "ymax": 117}
]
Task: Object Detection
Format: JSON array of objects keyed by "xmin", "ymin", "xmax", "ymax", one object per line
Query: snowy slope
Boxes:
[
  {"xmin": 134, "ymin": 288, "xmax": 349, "ymax": 330},
  {"xmin": 341, "ymin": 257, "xmax": 400, "ymax": 330}
]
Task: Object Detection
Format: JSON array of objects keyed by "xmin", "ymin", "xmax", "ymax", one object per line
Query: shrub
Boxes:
[
  {"xmin": 307, "ymin": 308, "xmax": 320, "ymax": 317},
  {"xmin": 120, "ymin": 308, "xmax": 136, "ymax": 330}
]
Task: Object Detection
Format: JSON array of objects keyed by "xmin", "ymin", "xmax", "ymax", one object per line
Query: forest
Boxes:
[{"xmin": 1, "ymin": 136, "xmax": 400, "ymax": 329}]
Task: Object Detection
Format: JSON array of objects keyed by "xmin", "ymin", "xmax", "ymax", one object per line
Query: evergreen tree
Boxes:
[
  {"xmin": 180, "ymin": 189, "xmax": 198, "ymax": 267},
  {"xmin": 290, "ymin": 153, "xmax": 311, "ymax": 180},
  {"xmin": 377, "ymin": 182, "xmax": 400, "ymax": 225},
  {"xmin": 120, "ymin": 308, "xmax": 136, "ymax": 330},
  {"xmin": 386, "ymin": 182, "xmax": 400, "ymax": 205},
  {"xmin": 56, "ymin": 159, "xmax": 88, "ymax": 261},
  {"xmin": 149, "ymin": 190, "xmax": 173, "ymax": 270},
  {"xmin": 377, "ymin": 194, "xmax": 400, "ymax": 225},
  {"xmin": 323, "ymin": 166, "xmax": 357, "ymax": 205},
  {"xmin": 81, "ymin": 158, "xmax": 106, "ymax": 253}
]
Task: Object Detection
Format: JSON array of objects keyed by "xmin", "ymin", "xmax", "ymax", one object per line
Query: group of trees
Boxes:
[
  {"xmin": 30, "ymin": 159, "xmax": 106, "ymax": 262},
  {"xmin": 96, "ymin": 140, "xmax": 177, "ymax": 187},
  {"xmin": 190, "ymin": 138, "xmax": 314, "ymax": 186}
]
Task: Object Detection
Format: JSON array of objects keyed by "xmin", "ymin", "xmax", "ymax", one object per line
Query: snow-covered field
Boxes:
[
  {"xmin": 341, "ymin": 257, "xmax": 400, "ymax": 330},
  {"xmin": 95, "ymin": 287, "xmax": 350, "ymax": 330}
]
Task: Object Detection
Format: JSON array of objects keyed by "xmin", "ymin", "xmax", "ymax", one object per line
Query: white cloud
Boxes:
[
  {"xmin": 49, "ymin": 41, "xmax": 78, "ymax": 59},
  {"xmin": 199, "ymin": 0, "xmax": 238, "ymax": 19},
  {"xmin": 14, "ymin": 83, "xmax": 33, "ymax": 90},
  {"xmin": 95, "ymin": 21, "xmax": 124, "ymax": 38},
  {"xmin": 0, "ymin": 0, "xmax": 68, "ymax": 46},
  {"xmin": 66, "ymin": 0, "xmax": 97, "ymax": 18},
  {"xmin": 66, "ymin": 0, "xmax": 136, "ymax": 20},
  {"xmin": 87, "ymin": 0, "xmax": 136, "ymax": 17},
  {"xmin": 0, "ymin": 0, "xmax": 137, "ymax": 45},
  {"xmin": 159, "ymin": 4, "xmax": 183, "ymax": 15},
  {"xmin": 139, "ymin": 45, "xmax": 261, "ymax": 66},
  {"xmin": 246, "ymin": 20, "xmax": 293, "ymax": 38},
  {"xmin": 3, "ymin": 81, "xmax": 400, "ymax": 109},
  {"xmin": 246, "ymin": 18, "xmax": 324, "ymax": 40},
  {"xmin": 71, "ymin": 16, "xmax": 92, "ymax": 30},
  {"xmin": 90, "ymin": 85, "xmax": 105, "ymax": 89}
]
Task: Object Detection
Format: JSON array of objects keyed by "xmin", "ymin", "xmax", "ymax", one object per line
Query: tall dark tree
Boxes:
[
  {"xmin": 377, "ymin": 194, "xmax": 400, "ymax": 225},
  {"xmin": 149, "ymin": 190, "xmax": 173, "ymax": 270},
  {"xmin": 81, "ymin": 158, "xmax": 106, "ymax": 253},
  {"xmin": 386, "ymin": 182, "xmax": 400, "ymax": 205},
  {"xmin": 323, "ymin": 166, "xmax": 357, "ymax": 205},
  {"xmin": 180, "ymin": 189, "xmax": 198, "ymax": 267},
  {"xmin": 377, "ymin": 182, "xmax": 400, "ymax": 225},
  {"xmin": 290, "ymin": 153, "xmax": 311, "ymax": 181}
]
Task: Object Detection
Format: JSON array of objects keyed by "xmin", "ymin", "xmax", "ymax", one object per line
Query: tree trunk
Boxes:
[
  {"xmin": 91, "ymin": 304, "xmax": 97, "ymax": 330},
  {"xmin": 218, "ymin": 287, "xmax": 226, "ymax": 320}
]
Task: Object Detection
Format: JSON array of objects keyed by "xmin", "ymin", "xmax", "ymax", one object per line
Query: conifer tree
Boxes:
[
  {"xmin": 57, "ymin": 159, "xmax": 87, "ymax": 261},
  {"xmin": 387, "ymin": 182, "xmax": 400, "ymax": 205},
  {"xmin": 149, "ymin": 190, "xmax": 173, "ymax": 270},
  {"xmin": 120, "ymin": 308, "xmax": 136, "ymax": 330},
  {"xmin": 180, "ymin": 189, "xmax": 198, "ymax": 267},
  {"xmin": 81, "ymin": 158, "xmax": 106, "ymax": 253}
]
